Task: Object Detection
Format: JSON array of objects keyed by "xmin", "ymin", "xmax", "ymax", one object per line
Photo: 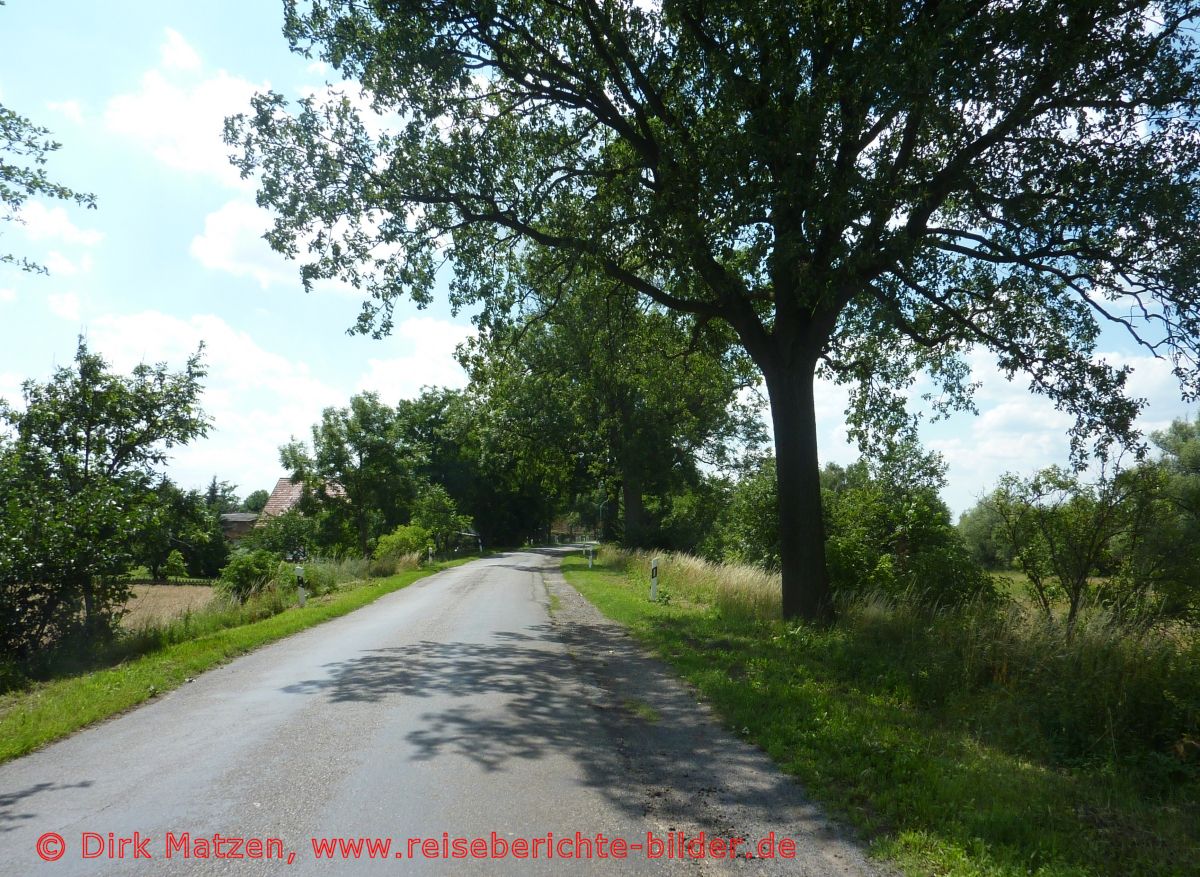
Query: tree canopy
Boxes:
[
  {"xmin": 0, "ymin": 340, "xmax": 207, "ymax": 654},
  {"xmin": 230, "ymin": 1, "xmax": 1200, "ymax": 618},
  {"xmin": 282, "ymin": 391, "xmax": 419, "ymax": 555}
]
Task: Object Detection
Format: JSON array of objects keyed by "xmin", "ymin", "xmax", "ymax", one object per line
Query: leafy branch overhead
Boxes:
[
  {"xmin": 0, "ymin": 103, "xmax": 96, "ymax": 274},
  {"xmin": 231, "ymin": 2, "xmax": 1200, "ymax": 446}
]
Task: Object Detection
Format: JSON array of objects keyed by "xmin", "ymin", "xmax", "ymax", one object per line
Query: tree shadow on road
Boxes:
[
  {"xmin": 282, "ymin": 626, "xmax": 614, "ymax": 770},
  {"xmin": 280, "ymin": 616, "xmax": 836, "ymax": 840},
  {"xmin": 0, "ymin": 781, "xmax": 93, "ymax": 833}
]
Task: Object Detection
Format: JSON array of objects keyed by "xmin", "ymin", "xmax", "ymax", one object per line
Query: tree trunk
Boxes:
[
  {"xmin": 621, "ymin": 468, "xmax": 647, "ymax": 548},
  {"xmin": 356, "ymin": 509, "xmax": 370, "ymax": 558},
  {"xmin": 601, "ymin": 483, "xmax": 619, "ymax": 542},
  {"xmin": 80, "ymin": 574, "xmax": 98, "ymax": 636},
  {"xmin": 761, "ymin": 358, "xmax": 834, "ymax": 622}
]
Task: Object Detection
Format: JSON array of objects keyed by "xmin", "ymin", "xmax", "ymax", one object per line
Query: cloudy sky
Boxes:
[{"xmin": 1, "ymin": 2, "xmax": 1195, "ymax": 515}]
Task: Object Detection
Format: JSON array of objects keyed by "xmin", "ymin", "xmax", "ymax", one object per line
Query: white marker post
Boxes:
[
  {"xmin": 650, "ymin": 557, "xmax": 659, "ymax": 601},
  {"xmin": 295, "ymin": 565, "xmax": 307, "ymax": 608},
  {"xmin": 588, "ymin": 546, "xmax": 594, "ymax": 569}
]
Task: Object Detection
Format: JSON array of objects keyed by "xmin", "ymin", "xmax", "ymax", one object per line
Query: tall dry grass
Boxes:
[
  {"xmin": 596, "ymin": 545, "xmax": 1199, "ymax": 765},
  {"xmin": 600, "ymin": 545, "xmax": 781, "ymax": 619}
]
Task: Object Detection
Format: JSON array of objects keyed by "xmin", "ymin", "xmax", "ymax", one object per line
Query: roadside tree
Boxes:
[
  {"xmin": 282, "ymin": 392, "xmax": 419, "ymax": 556},
  {"xmin": 412, "ymin": 484, "xmax": 473, "ymax": 555},
  {"xmin": 135, "ymin": 479, "xmax": 213, "ymax": 580},
  {"xmin": 242, "ymin": 489, "xmax": 270, "ymax": 513},
  {"xmin": 0, "ymin": 340, "xmax": 207, "ymax": 655}
]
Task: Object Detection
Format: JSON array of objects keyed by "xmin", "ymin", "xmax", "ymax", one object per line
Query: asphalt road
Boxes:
[{"xmin": 0, "ymin": 550, "xmax": 883, "ymax": 876}]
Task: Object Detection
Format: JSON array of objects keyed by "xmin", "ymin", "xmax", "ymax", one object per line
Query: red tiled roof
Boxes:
[
  {"xmin": 260, "ymin": 477, "xmax": 346, "ymax": 519},
  {"xmin": 260, "ymin": 477, "xmax": 303, "ymax": 518}
]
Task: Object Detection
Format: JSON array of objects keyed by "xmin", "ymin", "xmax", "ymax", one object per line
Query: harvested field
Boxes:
[{"xmin": 121, "ymin": 585, "xmax": 215, "ymax": 628}]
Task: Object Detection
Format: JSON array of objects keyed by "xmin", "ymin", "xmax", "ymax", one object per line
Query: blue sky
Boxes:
[{"xmin": 1, "ymin": 1, "xmax": 1196, "ymax": 515}]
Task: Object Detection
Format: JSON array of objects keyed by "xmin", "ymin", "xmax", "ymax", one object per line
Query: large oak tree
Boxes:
[{"xmin": 229, "ymin": 1, "xmax": 1200, "ymax": 619}]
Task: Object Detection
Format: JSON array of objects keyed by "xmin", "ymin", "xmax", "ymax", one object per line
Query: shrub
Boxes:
[
  {"xmin": 296, "ymin": 560, "xmax": 336, "ymax": 595},
  {"xmin": 242, "ymin": 509, "xmax": 316, "ymax": 558},
  {"xmin": 375, "ymin": 524, "xmax": 431, "ymax": 560},
  {"xmin": 718, "ymin": 452, "xmax": 993, "ymax": 607},
  {"xmin": 217, "ymin": 550, "xmax": 279, "ymax": 602},
  {"xmin": 163, "ymin": 550, "xmax": 188, "ymax": 579},
  {"xmin": 720, "ymin": 457, "xmax": 781, "ymax": 570},
  {"xmin": 368, "ymin": 552, "xmax": 421, "ymax": 578},
  {"xmin": 824, "ymin": 464, "xmax": 994, "ymax": 606}
]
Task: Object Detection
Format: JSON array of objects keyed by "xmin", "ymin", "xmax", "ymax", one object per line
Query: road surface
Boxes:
[{"xmin": 0, "ymin": 550, "xmax": 883, "ymax": 875}]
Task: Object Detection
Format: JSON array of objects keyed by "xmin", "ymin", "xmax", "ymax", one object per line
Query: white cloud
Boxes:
[
  {"xmin": 47, "ymin": 291, "xmax": 81, "ymax": 321},
  {"xmin": 87, "ymin": 311, "xmax": 345, "ymax": 493},
  {"xmin": 190, "ymin": 199, "xmax": 365, "ymax": 294},
  {"xmin": 306, "ymin": 61, "xmax": 329, "ymax": 75},
  {"xmin": 44, "ymin": 251, "xmax": 93, "ymax": 276},
  {"xmin": 190, "ymin": 201, "xmax": 294, "ymax": 288},
  {"xmin": 356, "ymin": 317, "xmax": 474, "ymax": 401},
  {"xmin": 0, "ymin": 288, "xmax": 15, "ymax": 304},
  {"xmin": 0, "ymin": 371, "xmax": 23, "ymax": 406},
  {"xmin": 161, "ymin": 28, "xmax": 202, "ymax": 71},
  {"xmin": 916, "ymin": 347, "xmax": 1197, "ymax": 514},
  {"xmin": 46, "ymin": 99, "xmax": 84, "ymax": 125},
  {"xmin": 105, "ymin": 31, "xmax": 266, "ymax": 188},
  {"xmin": 19, "ymin": 201, "xmax": 103, "ymax": 246}
]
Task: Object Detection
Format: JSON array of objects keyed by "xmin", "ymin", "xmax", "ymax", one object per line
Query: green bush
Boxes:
[
  {"xmin": 163, "ymin": 550, "xmax": 188, "ymax": 579},
  {"xmin": 826, "ymin": 482, "xmax": 995, "ymax": 605},
  {"xmin": 720, "ymin": 454, "xmax": 993, "ymax": 606},
  {"xmin": 720, "ymin": 457, "xmax": 781, "ymax": 570},
  {"xmin": 375, "ymin": 524, "xmax": 431, "ymax": 560},
  {"xmin": 298, "ymin": 560, "xmax": 336, "ymax": 595},
  {"xmin": 217, "ymin": 550, "xmax": 279, "ymax": 602},
  {"xmin": 241, "ymin": 509, "xmax": 316, "ymax": 558}
]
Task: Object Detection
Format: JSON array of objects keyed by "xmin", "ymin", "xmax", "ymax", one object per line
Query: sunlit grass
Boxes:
[{"xmin": 563, "ymin": 549, "xmax": 1199, "ymax": 877}]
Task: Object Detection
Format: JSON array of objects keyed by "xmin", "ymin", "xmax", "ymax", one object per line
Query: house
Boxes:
[
  {"xmin": 258, "ymin": 476, "xmax": 346, "ymax": 522},
  {"xmin": 219, "ymin": 512, "xmax": 259, "ymax": 541},
  {"xmin": 260, "ymin": 477, "xmax": 306, "ymax": 519}
]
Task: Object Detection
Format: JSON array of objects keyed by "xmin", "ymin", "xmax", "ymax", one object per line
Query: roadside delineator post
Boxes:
[
  {"xmin": 650, "ymin": 557, "xmax": 659, "ymax": 601},
  {"xmin": 295, "ymin": 564, "xmax": 307, "ymax": 608},
  {"xmin": 588, "ymin": 546, "xmax": 594, "ymax": 569}
]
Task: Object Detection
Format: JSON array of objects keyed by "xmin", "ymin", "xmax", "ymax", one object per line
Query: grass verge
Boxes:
[
  {"xmin": 561, "ymin": 552, "xmax": 1198, "ymax": 877},
  {"xmin": 0, "ymin": 560, "xmax": 469, "ymax": 765}
]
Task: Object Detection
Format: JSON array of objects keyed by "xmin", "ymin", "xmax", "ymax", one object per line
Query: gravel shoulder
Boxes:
[{"xmin": 537, "ymin": 549, "xmax": 889, "ymax": 876}]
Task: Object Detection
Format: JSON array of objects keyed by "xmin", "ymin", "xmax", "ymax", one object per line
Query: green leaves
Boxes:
[
  {"xmin": 0, "ymin": 340, "xmax": 208, "ymax": 656},
  {"xmin": 411, "ymin": 484, "xmax": 473, "ymax": 553},
  {"xmin": 0, "ymin": 101, "xmax": 96, "ymax": 274}
]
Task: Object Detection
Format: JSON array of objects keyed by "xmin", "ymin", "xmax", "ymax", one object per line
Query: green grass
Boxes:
[
  {"xmin": 622, "ymin": 697, "xmax": 661, "ymax": 723},
  {"xmin": 0, "ymin": 559, "xmax": 471, "ymax": 765},
  {"xmin": 562, "ymin": 553, "xmax": 1199, "ymax": 877}
]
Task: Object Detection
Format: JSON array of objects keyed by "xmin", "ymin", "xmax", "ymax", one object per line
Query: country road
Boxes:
[{"xmin": 0, "ymin": 550, "xmax": 883, "ymax": 876}]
